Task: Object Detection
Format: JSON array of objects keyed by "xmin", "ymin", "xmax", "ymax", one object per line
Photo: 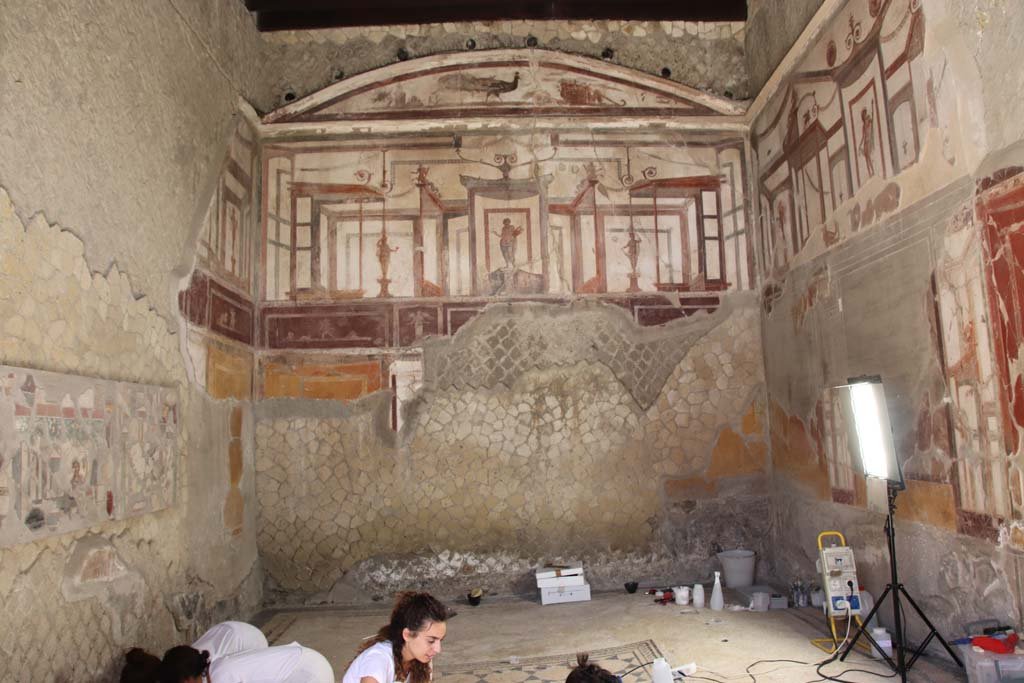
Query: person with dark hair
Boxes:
[
  {"xmin": 158, "ymin": 646, "xmax": 210, "ymax": 683},
  {"xmin": 565, "ymin": 653, "xmax": 621, "ymax": 683},
  {"xmin": 120, "ymin": 648, "xmax": 161, "ymax": 683},
  {"xmin": 342, "ymin": 591, "xmax": 450, "ymax": 683}
]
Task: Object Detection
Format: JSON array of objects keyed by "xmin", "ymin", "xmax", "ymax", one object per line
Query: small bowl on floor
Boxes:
[
  {"xmin": 624, "ymin": 581, "xmax": 639, "ymax": 594},
  {"xmin": 468, "ymin": 588, "xmax": 483, "ymax": 606}
]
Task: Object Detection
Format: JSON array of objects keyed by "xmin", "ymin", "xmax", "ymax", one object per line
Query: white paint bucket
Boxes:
[{"xmin": 717, "ymin": 549, "xmax": 756, "ymax": 587}]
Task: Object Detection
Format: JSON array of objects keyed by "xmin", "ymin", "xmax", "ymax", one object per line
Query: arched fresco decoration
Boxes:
[{"xmin": 264, "ymin": 49, "xmax": 745, "ymax": 124}]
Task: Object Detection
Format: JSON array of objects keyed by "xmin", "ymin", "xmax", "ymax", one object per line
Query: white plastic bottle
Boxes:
[
  {"xmin": 650, "ymin": 657, "xmax": 673, "ymax": 683},
  {"xmin": 692, "ymin": 582, "xmax": 705, "ymax": 608},
  {"xmin": 710, "ymin": 571, "xmax": 724, "ymax": 611},
  {"xmin": 869, "ymin": 627, "xmax": 892, "ymax": 659}
]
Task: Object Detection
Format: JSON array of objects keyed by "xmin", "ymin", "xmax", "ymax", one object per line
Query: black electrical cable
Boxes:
[
  {"xmin": 618, "ymin": 660, "xmax": 651, "ymax": 678},
  {"xmin": 743, "ymin": 657, "xmax": 809, "ymax": 682}
]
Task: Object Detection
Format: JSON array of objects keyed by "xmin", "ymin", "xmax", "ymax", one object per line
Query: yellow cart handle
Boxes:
[{"xmin": 817, "ymin": 530, "xmax": 846, "ymax": 549}]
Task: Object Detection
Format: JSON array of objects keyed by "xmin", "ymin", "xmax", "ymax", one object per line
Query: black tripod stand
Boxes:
[{"xmin": 839, "ymin": 483, "xmax": 963, "ymax": 680}]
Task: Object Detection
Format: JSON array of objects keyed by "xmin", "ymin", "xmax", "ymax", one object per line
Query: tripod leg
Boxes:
[
  {"xmin": 897, "ymin": 585, "xmax": 964, "ymax": 668},
  {"xmin": 840, "ymin": 584, "xmax": 892, "ymax": 662}
]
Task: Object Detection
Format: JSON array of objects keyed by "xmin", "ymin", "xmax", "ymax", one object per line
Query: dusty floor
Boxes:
[{"xmin": 256, "ymin": 590, "xmax": 967, "ymax": 682}]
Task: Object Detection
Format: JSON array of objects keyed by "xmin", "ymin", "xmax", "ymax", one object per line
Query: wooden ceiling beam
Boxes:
[{"xmin": 247, "ymin": 0, "xmax": 747, "ymax": 32}]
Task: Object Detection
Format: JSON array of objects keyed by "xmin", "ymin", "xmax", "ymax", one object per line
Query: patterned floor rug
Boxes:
[{"xmin": 433, "ymin": 640, "xmax": 663, "ymax": 683}]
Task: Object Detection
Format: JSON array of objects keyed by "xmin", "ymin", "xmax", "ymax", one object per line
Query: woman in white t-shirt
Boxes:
[{"xmin": 342, "ymin": 592, "xmax": 450, "ymax": 683}]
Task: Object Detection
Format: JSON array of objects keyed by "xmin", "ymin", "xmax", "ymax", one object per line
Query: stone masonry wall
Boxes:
[{"xmin": 254, "ymin": 296, "xmax": 768, "ymax": 603}]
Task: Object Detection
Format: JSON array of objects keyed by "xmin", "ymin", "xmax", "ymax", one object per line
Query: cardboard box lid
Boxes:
[
  {"xmin": 536, "ymin": 574, "xmax": 586, "ymax": 588},
  {"xmin": 535, "ymin": 562, "xmax": 583, "ymax": 579}
]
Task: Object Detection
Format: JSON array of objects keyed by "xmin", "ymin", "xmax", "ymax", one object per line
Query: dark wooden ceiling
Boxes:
[{"xmin": 246, "ymin": 0, "xmax": 747, "ymax": 32}]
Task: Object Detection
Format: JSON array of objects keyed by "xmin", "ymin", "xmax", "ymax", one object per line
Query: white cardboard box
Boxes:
[
  {"xmin": 540, "ymin": 583, "xmax": 591, "ymax": 605},
  {"xmin": 535, "ymin": 563, "xmax": 584, "ymax": 580},
  {"xmin": 536, "ymin": 574, "xmax": 586, "ymax": 589}
]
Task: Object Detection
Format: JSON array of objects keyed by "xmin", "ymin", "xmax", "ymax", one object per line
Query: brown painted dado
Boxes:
[{"xmin": 180, "ymin": 288, "xmax": 724, "ymax": 349}]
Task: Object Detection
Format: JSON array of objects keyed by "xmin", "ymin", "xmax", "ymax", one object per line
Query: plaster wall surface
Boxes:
[
  {"xmin": 938, "ymin": 0, "xmax": 1024, "ymax": 156},
  {"xmin": 0, "ymin": 0, "xmax": 263, "ymax": 321},
  {"xmin": 253, "ymin": 297, "xmax": 768, "ymax": 602},
  {"xmin": 745, "ymin": 0, "xmax": 826, "ymax": 93}
]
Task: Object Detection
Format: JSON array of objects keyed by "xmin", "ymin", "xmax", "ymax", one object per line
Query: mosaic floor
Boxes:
[
  {"xmin": 255, "ymin": 592, "xmax": 965, "ymax": 682},
  {"xmin": 433, "ymin": 640, "xmax": 663, "ymax": 683}
]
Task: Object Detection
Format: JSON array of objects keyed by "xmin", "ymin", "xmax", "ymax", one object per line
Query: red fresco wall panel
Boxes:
[
  {"xmin": 396, "ymin": 305, "xmax": 443, "ymax": 346},
  {"xmin": 978, "ymin": 174, "xmax": 1024, "ymax": 457},
  {"xmin": 178, "ymin": 270, "xmax": 210, "ymax": 328},
  {"xmin": 209, "ymin": 281, "xmax": 254, "ymax": 345}
]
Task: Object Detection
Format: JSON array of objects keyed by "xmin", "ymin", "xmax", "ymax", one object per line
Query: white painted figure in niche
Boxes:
[
  {"xmin": 859, "ymin": 107, "xmax": 876, "ymax": 179},
  {"xmin": 495, "ymin": 218, "xmax": 523, "ymax": 268}
]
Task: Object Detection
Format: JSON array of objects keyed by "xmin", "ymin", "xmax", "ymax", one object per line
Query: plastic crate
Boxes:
[{"xmin": 959, "ymin": 644, "xmax": 1024, "ymax": 683}]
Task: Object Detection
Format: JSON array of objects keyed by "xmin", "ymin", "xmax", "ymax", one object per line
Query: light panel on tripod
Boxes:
[{"xmin": 845, "ymin": 377, "xmax": 904, "ymax": 488}]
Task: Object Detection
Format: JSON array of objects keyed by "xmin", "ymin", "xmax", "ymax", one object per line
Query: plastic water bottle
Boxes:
[
  {"xmin": 710, "ymin": 571, "xmax": 724, "ymax": 611},
  {"xmin": 692, "ymin": 583, "xmax": 705, "ymax": 608},
  {"xmin": 650, "ymin": 657, "xmax": 673, "ymax": 683}
]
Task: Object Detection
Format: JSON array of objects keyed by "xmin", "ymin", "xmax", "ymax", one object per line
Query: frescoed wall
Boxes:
[
  {"xmin": 753, "ymin": 0, "xmax": 929, "ymax": 278},
  {"xmin": 248, "ymin": 51, "xmax": 755, "ymax": 439},
  {"xmin": 753, "ymin": 0, "xmax": 1024, "ymax": 637},
  {"xmin": 245, "ymin": 51, "xmax": 767, "ymax": 599}
]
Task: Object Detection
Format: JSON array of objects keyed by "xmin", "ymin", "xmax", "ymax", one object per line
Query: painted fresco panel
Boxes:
[
  {"xmin": 262, "ymin": 305, "xmax": 390, "ymax": 349},
  {"xmin": 752, "ymin": 0, "xmax": 930, "ymax": 277},
  {"xmin": 978, "ymin": 174, "xmax": 1024, "ymax": 511},
  {"xmin": 209, "ymin": 281, "xmax": 254, "ymax": 345},
  {"xmin": 261, "ymin": 131, "xmax": 750, "ymax": 304},
  {"xmin": 199, "ymin": 120, "xmax": 257, "ymax": 293},
  {"xmin": 0, "ymin": 366, "xmax": 177, "ymax": 547}
]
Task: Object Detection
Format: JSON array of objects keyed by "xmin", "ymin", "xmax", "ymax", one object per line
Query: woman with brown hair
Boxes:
[{"xmin": 342, "ymin": 591, "xmax": 450, "ymax": 683}]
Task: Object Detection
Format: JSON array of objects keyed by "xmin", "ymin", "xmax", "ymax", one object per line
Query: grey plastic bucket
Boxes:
[{"xmin": 717, "ymin": 549, "xmax": 756, "ymax": 587}]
